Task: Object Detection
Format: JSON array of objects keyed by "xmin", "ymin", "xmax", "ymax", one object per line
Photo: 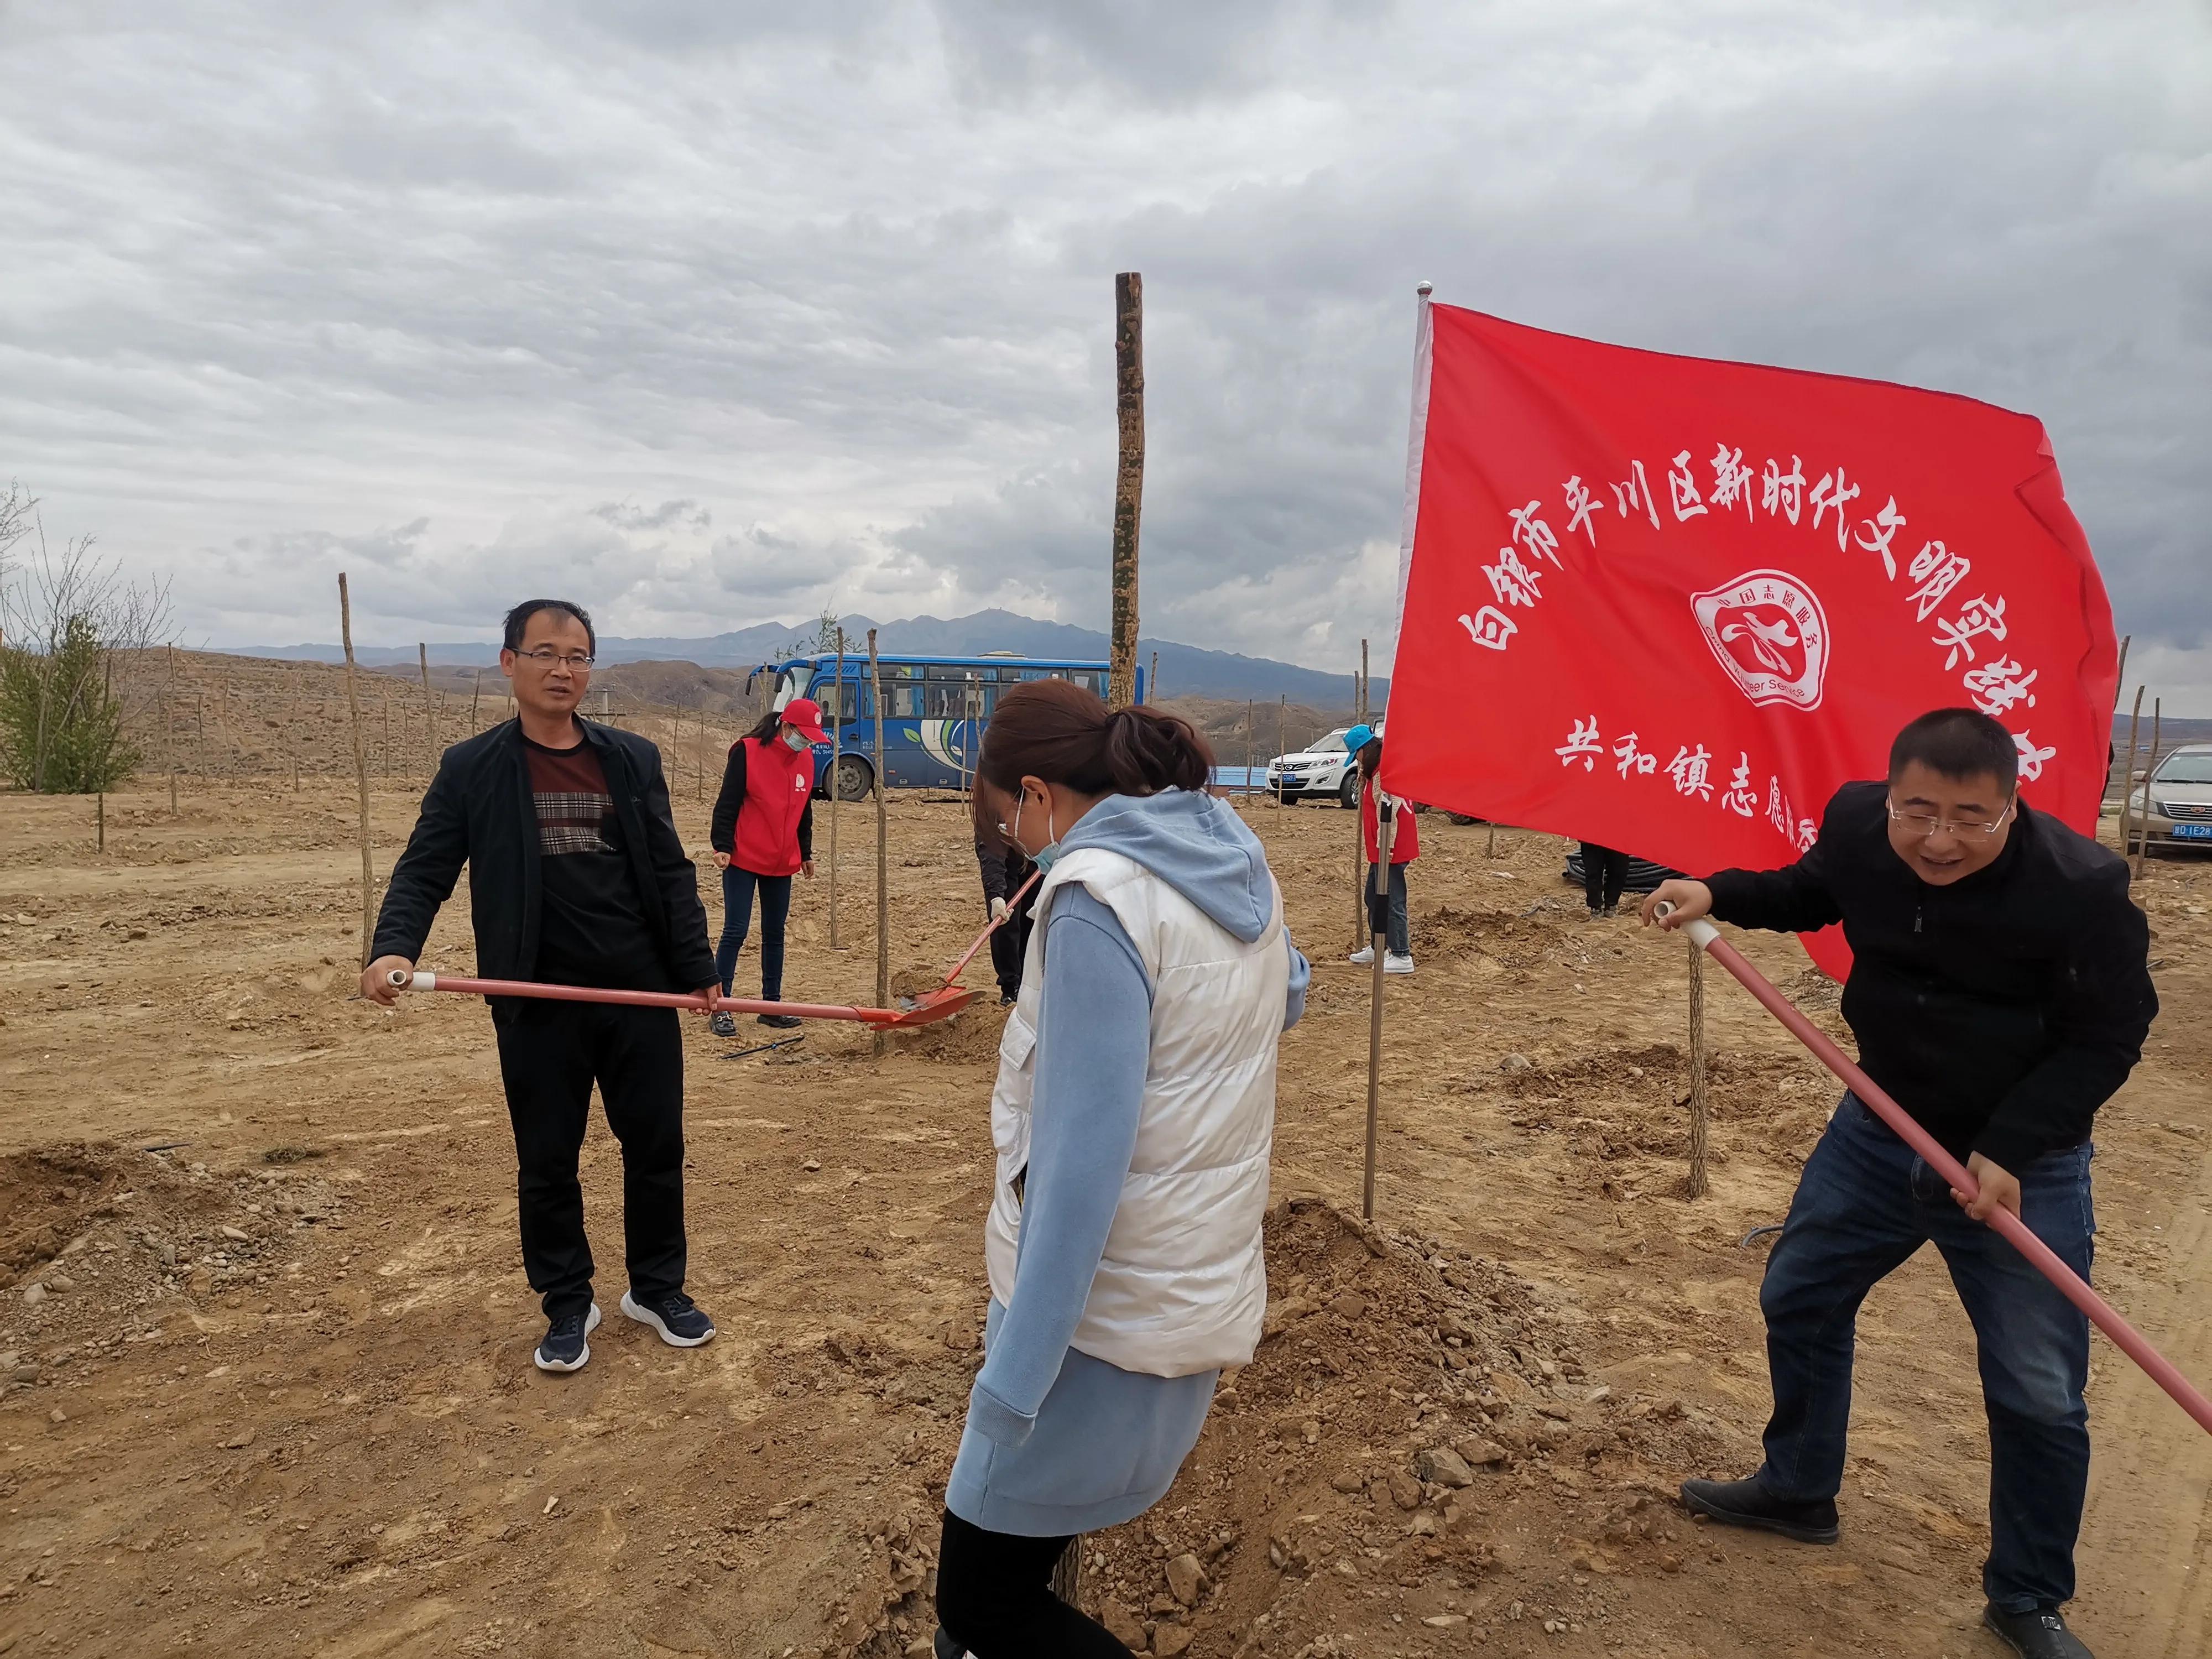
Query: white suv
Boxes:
[{"xmin": 1266, "ymin": 725, "xmax": 1368, "ymax": 808}]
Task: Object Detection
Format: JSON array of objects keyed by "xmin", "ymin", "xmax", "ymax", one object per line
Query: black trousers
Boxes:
[
  {"xmin": 492, "ymin": 1000, "xmax": 687, "ymax": 1318},
  {"xmin": 1580, "ymin": 842, "xmax": 1631, "ymax": 912},
  {"xmin": 985, "ymin": 893, "xmax": 1036, "ymax": 999},
  {"xmin": 936, "ymin": 1510, "xmax": 1129, "ymax": 1655}
]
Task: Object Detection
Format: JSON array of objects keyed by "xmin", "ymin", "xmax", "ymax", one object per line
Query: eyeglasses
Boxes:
[
  {"xmin": 513, "ymin": 648, "xmax": 594, "ymax": 670},
  {"xmin": 1885, "ymin": 797, "xmax": 2013, "ymax": 838}
]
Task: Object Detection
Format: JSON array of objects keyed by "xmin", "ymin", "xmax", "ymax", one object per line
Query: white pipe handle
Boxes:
[
  {"xmin": 1652, "ymin": 901, "xmax": 1720, "ymax": 950},
  {"xmin": 387, "ymin": 969, "xmax": 436, "ymax": 990}
]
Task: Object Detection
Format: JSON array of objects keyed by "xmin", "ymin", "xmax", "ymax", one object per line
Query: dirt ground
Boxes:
[{"xmin": 1, "ymin": 776, "xmax": 2207, "ymax": 1659}]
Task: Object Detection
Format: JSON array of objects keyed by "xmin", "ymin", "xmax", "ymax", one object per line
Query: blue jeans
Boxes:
[
  {"xmin": 1757, "ymin": 1094, "xmax": 2094, "ymax": 1611},
  {"xmin": 716, "ymin": 867, "xmax": 792, "ymax": 1000},
  {"xmin": 1366, "ymin": 862, "xmax": 1409, "ymax": 957}
]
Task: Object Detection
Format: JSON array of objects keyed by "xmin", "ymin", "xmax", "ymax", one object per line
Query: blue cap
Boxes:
[{"xmin": 1344, "ymin": 723, "xmax": 1375, "ymax": 754}]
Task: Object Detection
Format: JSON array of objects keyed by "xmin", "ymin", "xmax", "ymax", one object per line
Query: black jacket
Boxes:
[
  {"xmin": 371, "ymin": 718, "xmax": 717, "ymax": 994},
  {"xmin": 1707, "ymin": 780, "xmax": 2156, "ymax": 1172},
  {"xmin": 975, "ymin": 837, "xmax": 1033, "ymax": 906}
]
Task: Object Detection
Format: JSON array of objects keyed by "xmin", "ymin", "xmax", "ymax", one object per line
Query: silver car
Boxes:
[{"xmin": 2127, "ymin": 742, "xmax": 2212, "ymax": 851}]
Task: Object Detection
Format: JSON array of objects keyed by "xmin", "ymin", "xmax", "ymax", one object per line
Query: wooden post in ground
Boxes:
[
  {"xmin": 1108, "ymin": 272, "xmax": 1144, "ymax": 710},
  {"xmin": 418, "ymin": 643, "xmax": 433, "ymax": 768},
  {"xmin": 1686, "ymin": 938, "xmax": 1710, "ymax": 1198},
  {"xmin": 166, "ymin": 644, "xmax": 179, "ymax": 815},
  {"xmin": 2135, "ymin": 697, "xmax": 2162, "ymax": 880},
  {"xmin": 470, "ymin": 667, "xmax": 484, "ymax": 732},
  {"xmin": 1245, "ymin": 699, "xmax": 1256, "ymax": 816},
  {"xmin": 870, "ymin": 629, "xmax": 889, "ymax": 1060},
  {"xmin": 2117, "ymin": 686, "xmax": 2143, "ymax": 865},
  {"xmin": 1350, "ymin": 648, "xmax": 1368, "ymax": 953},
  {"xmin": 338, "ymin": 575, "xmax": 376, "ymax": 969},
  {"xmin": 1147, "ymin": 649, "xmax": 1158, "ymax": 706},
  {"xmin": 1361, "ymin": 801, "xmax": 1396, "ymax": 1220},
  {"xmin": 830, "ymin": 629, "xmax": 845, "ymax": 950},
  {"xmin": 1276, "ymin": 695, "xmax": 1287, "ymax": 819}
]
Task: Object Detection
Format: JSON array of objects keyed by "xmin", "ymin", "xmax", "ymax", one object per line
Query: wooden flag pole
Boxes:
[
  {"xmin": 830, "ymin": 628, "xmax": 844, "ymax": 950},
  {"xmin": 338, "ymin": 575, "xmax": 375, "ymax": 969},
  {"xmin": 1349, "ymin": 650, "xmax": 1368, "ymax": 953},
  {"xmin": 870, "ymin": 629, "xmax": 889, "ymax": 1060},
  {"xmin": 2117, "ymin": 686, "xmax": 2143, "ymax": 865},
  {"xmin": 1108, "ymin": 272, "xmax": 1144, "ymax": 709},
  {"xmin": 1685, "ymin": 938, "xmax": 1710, "ymax": 1197},
  {"xmin": 1361, "ymin": 796, "xmax": 1395, "ymax": 1220}
]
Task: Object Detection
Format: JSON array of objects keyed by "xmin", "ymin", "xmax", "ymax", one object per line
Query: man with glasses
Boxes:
[
  {"xmin": 1642, "ymin": 707, "xmax": 2155, "ymax": 1659},
  {"xmin": 361, "ymin": 599, "xmax": 721, "ymax": 1374}
]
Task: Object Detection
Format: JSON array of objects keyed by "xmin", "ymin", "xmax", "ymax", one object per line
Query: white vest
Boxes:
[{"xmin": 985, "ymin": 844, "xmax": 1287, "ymax": 1378}]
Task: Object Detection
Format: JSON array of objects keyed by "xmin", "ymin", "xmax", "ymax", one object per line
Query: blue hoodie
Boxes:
[{"xmin": 945, "ymin": 789, "xmax": 1309, "ymax": 1537}]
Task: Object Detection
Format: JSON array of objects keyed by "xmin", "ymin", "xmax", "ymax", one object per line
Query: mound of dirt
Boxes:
[{"xmin": 805, "ymin": 1197, "xmax": 1735, "ymax": 1657}]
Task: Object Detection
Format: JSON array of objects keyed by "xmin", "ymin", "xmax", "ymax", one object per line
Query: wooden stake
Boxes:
[
  {"xmin": 830, "ymin": 628, "xmax": 844, "ymax": 950},
  {"xmin": 2135, "ymin": 697, "xmax": 2162, "ymax": 879},
  {"xmin": 97, "ymin": 789, "xmax": 105, "ymax": 854},
  {"xmin": 1147, "ymin": 649, "xmax": 1158, "ymax": 706},
  {"xmin": 1108, "ymin": 271, "xmax": 1144, "ymax": 709},
  {"xmin": 1685, "ymin": 938, "xmax": 1709, "ymax": 1198},
  {"xmin": 338, "ymin": 575, "xmax": 376, "ymax": 969},
  {"xmin": 2112, "ymin": 635, "xmax": 2130, "ymax": 714},
  {"xmin": 1361, "ymin": 798, "xmax": 1395, "ymax": 1220},
  {"xmin": 870, "ymin": 629, "xmax": 889, "ymax": 1060},
  {"xmin": 166, "ymin": 643, "xmax": 178, "ymax": 815},
  {"xmin": 2117, "ymin": 686, "xmax": 2143, "ymax": 865},
  {"xmin": 1245, "ymin": 698, "xmax": 1255, "ymax": 812},
  {"xmin": 470, "ymin": 666, "xmax": 483, "ymax": 732},
  {"xmin": 1276, "ymin": 695, "xmax": 1286, "ymax": 816},
  {"xmin": 418, "ymin": 643, "xmax": 433, "ymax": 768}
]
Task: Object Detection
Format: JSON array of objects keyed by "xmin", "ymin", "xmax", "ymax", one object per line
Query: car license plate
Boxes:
[{"xmin": 2174, "ymin": 823, "xmax": 2212, "ymax": 840}]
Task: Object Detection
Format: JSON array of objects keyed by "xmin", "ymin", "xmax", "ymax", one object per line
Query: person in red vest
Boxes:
[
  {"xmin": 1345, "ymin": 724, "xmax": 1418, "ymax": 974},
  {"xmin": 708, "ymin": 697, "xmax": 824, "ymax": 1034}
]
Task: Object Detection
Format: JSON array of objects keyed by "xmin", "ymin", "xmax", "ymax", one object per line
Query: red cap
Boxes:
[{"xmin": 780, "ymin": 697, "xmax": 827, "ymax": 743}]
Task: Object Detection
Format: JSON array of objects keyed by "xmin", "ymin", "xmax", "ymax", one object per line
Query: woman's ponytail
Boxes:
[{"xmin": 1101, "ymin": 704, "xmax": 1212, "ymax": 795}]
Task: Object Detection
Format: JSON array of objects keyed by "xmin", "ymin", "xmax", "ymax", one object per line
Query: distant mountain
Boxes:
[{"xmin": 225, "ymin": 608, "xmax": 1389, "ymax": 712}]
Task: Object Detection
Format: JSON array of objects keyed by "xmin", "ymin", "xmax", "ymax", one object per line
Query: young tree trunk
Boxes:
[
  {"xmin": 870, "ymin": 630, "xmax": 889, "ymax": 1060},
  {"xmin": 830, "ymin": 629, "xmax": 844, "ymax": 950},
  {"xmin": 339, "ymin": 575, "xmax": 377, "ymax": 969},
  {"xmin": 1108, "ymin": 272, "xmax": 1144, "ymax": 709},
  {"xmin": 1686, "ymin": 940, "xmax": 1710, "ymax": 1198}
]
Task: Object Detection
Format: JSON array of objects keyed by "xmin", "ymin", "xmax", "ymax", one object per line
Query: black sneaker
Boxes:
[
  {"xmin": 619, "ymin": 1288, "xmax": 716, "ymax": 1347},
  {"xmin": 1984, "ymin": 1604, "xmax": 2093, "ymax": 1658},
  {"xmin": 998, "ymin": 992, "xmax": 1016, "ymax": 1007},
  {"xmin": 708, "ymin": 1011, "xmax": 738, "ymax": 1037},
  {"xmin": 1680, "ymin": 1475, "xmax": 1839, "ymax": 1544},
  {"xmin": 933, "ymin": 1629, "xmax": 969, "ymax": 1659},
  {"xmin": 534, "ymin": 1303, "xmax": 601, "ymax": 1373},
  {"xmin": 758, "ymin": 1013, "xmax": 802, "ymax": 1030}
]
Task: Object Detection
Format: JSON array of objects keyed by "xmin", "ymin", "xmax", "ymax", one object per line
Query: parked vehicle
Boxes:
[
  {"xmin": 1264, "ymin": 726, "xmax": 1358, "ymax": 807},
  {"xmin": 2124, "ymin": 742, "xmax": 2212, "ymax": 851},
  {"xmin": 750, "ymin": 652, "xmax": 1141, "ymax": 799}
]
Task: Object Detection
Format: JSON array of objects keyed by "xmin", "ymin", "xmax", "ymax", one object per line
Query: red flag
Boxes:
[{"xmin": 1383, "ymin": 303, "xmax": 2118, "ymax": 976}]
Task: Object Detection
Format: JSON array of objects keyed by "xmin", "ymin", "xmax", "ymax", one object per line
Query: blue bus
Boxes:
[{"xmin": 749, "ymin": 652, "xmax": 1144, "ymax": 799}]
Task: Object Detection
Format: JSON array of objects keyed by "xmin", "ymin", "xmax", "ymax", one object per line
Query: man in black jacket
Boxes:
[
  {"xmin": 1644, "ymin": 707, "xmax": 2155, "ymax": 1659},
  {"xmin": 974, "ymin": 836, "xmax": 1035, "ymax": 1005},
  {"xmin": 360, "ymin": 599, "xmax": 721, "ymax": 1375}
]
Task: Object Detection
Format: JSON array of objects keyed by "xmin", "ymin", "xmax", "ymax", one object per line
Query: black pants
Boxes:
[
  {"xmin": 985, "ymin": 893, "xmax": 1036, "ymax": 999},
  {"xmin": 1365, "ymin": 861, "xmax": 1409, "ymax": 957},
  {"xmin": 718, "ymin": 866, "xmax": 792, "ymax": 999},
  {"xmin": 1580, "ymin": 842, "xmax": 1631, "ymax": 912},
  {"xmin": 936, "ymin": 1511, "xmax": 1129, "ymax": 1655},
  {"xmin": 492, "ymin": 1000, "xmax": 687, "ymax": 1318}
]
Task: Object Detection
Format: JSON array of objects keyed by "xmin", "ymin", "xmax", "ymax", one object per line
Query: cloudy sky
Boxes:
[{"xmin": 2, "ymin": 1, "xmax": 2208, "ymax": 703}]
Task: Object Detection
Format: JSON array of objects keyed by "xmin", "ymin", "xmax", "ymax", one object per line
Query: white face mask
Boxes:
[
  {"xmin": 781, "ymin": 727, "xmax": 807, "ymax": 751},
  {"xmin": 1008, "ymin": 790, "xmax": 1060, "ymax": 872}
]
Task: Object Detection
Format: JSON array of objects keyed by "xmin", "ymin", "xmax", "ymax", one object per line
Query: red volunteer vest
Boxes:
[
  {"xmin": 1361, "ymin": 784, "xmax": 1421, "ymax": 864},
  {"xmin": 732, "ymin": 735, "xmax": 812, "ymax": 876}
]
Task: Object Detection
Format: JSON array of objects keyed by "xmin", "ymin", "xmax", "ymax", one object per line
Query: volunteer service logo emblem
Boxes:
[{"xmin": 1691, "ymin": 569, "xmax": 1830, "ymax": 711}]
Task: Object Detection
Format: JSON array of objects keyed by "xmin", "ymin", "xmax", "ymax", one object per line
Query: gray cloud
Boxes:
[{"xmin": 1, "ymin": 1, "xmax": 2208, "ymax": 706}]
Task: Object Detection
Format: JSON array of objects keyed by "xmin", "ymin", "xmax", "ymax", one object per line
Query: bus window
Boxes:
[{"xmin": 1071, "ymin": 669, "xmax": 1105, "ymax": 697}]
